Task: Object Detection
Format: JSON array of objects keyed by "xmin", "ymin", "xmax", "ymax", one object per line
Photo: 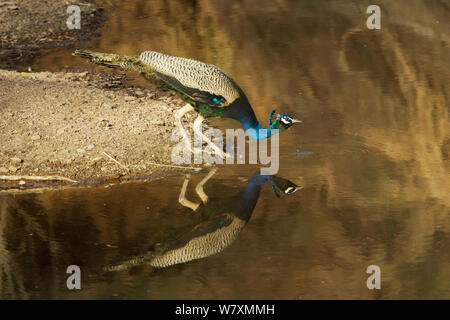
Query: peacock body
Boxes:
[{"xmin": 73, "ymin": 49, "xmax": 299, "ymax": 144}]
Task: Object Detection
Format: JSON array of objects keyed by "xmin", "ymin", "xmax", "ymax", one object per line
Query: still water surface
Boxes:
[{"xmin": 1, "ymin": 0, "xmax": 449, "ymax": 299}]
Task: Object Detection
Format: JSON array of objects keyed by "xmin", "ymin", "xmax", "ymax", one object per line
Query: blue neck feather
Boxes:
[
  {"xmin": 236, "ymin": 109, "xmax": 278, "ymax": 140},
  {"xmin": 225, "ymin": 98, "xmax": 278, "ymax": 140},
  {"xmin": 242, "ymin": 121, "xmax": 270, "ymax": 140},
  {"xmin": 236, "ymin": 173, "xmax": 270, "ymax": 217}
]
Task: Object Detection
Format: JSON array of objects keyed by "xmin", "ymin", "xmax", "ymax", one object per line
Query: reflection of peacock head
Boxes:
[{"xmin": 268, "ymin": 175, "xmax": 302, "ymax": 198}]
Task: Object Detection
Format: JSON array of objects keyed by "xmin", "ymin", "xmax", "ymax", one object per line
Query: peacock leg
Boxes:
[
  {"xmin": 178, "ymin": 175, "xmax": 200, "ymax": 211},
  {"xmin": 193, "ymin": 115, "xmax": 230, "ymax": 159},
  {"xmin": 195, "ymin": 168, "xmax": 217, "ymax": 204},
  {"xmin": 174, "ymin": 104, "xmax": 195, "ymax": 153}
]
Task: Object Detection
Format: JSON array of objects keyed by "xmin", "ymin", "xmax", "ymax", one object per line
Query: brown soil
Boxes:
[
  {"xmin": 0, "ymin": 69, "xmax": 204, "ymax": 190},
  {"xmin": 0, "ymin": 0, "xmax": 210, "ymax": 190},
  {"xmin": 0, "ymin": 0, "xmax": 105, "ymax": 68}
]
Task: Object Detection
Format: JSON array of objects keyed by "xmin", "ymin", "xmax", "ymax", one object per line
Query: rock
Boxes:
[
  {"xmin": 8, "ymin": 165, "xmax": 18, "ymax": 172},
  {"xmin": 103, "ymin": 103, "xmax": 116, "ymax": 109},
  {"xmin": 56, "ymin": 128, "xmax": 65, "ymax": 135},
  {"xmin": 30, "ymin": 134, "xmax": 41, "ymax": 140},
  {"xmin": 19, "ymin": 180, "xmax": 26, "ymax": 186},
  {"xmin": 0, "ymin": 167, "xmax": 8, "ymax": 174},
  {"xmin": 11, "ymin": 157, "xmax": 23, "ymax": 164},
  {"xmin": 149, "ymin": 119, "xmax": 164, "ymax": 126},
  {"xmin": 1, "ymin": 3, "xmax": 18, "ymax": 11},
  {"xmin": 77, "ymin": 148, "xmax": 85, "ymax": 154},
  {"xmin": 86, "ymin": 144, "xmax": 95, "ymax": 151}
]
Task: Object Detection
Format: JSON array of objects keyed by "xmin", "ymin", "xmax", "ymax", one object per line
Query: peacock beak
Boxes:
[
  {"xmin": 291, "ymin": 186, "xmax": 303, "ymax": 193},
  {"xmin": 292, "ymin": 118, "xmax": 302, "ymax": 123}
]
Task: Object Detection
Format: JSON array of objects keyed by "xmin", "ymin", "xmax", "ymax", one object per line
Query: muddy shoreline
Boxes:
[
  {"xmin": 0, "ymin": 0, "xmax": 105, "ymax": 69},
  {"xmin": 0, "ymin": 69, "xmax": 206, "ymax": 190},
  {"xmin": 0, "ymin": 0, "xmax": 209, "ymax": 190}
]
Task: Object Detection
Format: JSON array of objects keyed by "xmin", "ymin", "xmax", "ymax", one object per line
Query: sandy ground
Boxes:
[
  {"xmin": 0, "ymin": 69, "xmax": 204, "ymax": 189},
  {"xmin": 0, "ymin": 0, "xmax": 207, "ymax": 190},
  {"xmin": 0, "ymin": 0, "xmax": 104, "ymax": 68}
]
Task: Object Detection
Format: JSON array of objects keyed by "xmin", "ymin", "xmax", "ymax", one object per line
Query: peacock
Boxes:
[{"xmin": 73, "ymin": 50, "xmax": 301, "ymax": 157}]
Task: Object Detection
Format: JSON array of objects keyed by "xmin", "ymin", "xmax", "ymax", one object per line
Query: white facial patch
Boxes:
[{"xmin": 284, "ymin": 186, "xmax": 296, "ymax": 194}]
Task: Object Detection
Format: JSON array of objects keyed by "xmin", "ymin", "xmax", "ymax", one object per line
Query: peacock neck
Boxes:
[
  {"xmin": 226, "ymin": 99, "xmax": 277, "ymax": 140},
  {"xmin": 234, "ymin": 173, "xmax": 270, "ymax": 219},
  {"xmin": 241, "ymin": 120, "xmax": 272, "ymax": 140}
]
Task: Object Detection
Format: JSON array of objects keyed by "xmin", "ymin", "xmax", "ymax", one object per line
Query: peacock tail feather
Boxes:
[
  {"xmin": 74, "ymin": 49, "xmax": 252, "ymax": 117},
  {"xmin": 139, "ymin": 51, "xmax": 244, "ymax": 106},
  {"xmin": 73, "ymin": 50, "xmax": 154, "ymax": 75}
]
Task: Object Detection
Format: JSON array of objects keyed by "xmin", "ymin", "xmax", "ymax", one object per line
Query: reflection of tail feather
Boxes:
[{"xmin": 150, "ymin": 216, "xmax": 246, "ymax": 268}]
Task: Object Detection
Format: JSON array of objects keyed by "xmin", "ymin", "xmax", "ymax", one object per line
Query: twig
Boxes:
[
  {"xmin": 0, "ymin": 175, "xmax": 78, "ymax": 183},
  {"xmin": 63, "ymin": 1, "xmax": 91, "ymax": 6},
  {"xmin": 146, "ymin": 161, "xmax": 202, "ymax": 171},
  {"xmin": 103, "ymin": 151, "xmax": 130, "ymax": 172}
]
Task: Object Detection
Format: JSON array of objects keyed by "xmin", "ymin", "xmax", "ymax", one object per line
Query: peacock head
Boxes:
[{"xmin": 268, "ymin": 109, "xmax": 301, "ymax": 133}]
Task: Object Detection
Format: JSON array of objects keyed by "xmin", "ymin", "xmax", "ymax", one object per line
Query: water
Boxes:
[{"xmin": 1, "ymin": 0, "xmax": 449, "ymax": 299}]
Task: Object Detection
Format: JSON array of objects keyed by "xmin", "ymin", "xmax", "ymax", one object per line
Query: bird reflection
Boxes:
[{"xmin": 105, "ymin": 169, "xmax": 301, "ymax": 271}]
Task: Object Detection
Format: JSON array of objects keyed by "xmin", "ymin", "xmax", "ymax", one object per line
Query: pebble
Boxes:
[
  {"xmin": 0, "ymin": 167, "xmax": 8, "ymax": 174},
  {"xmin": 56, "ymin": 128, "xmax": 65, "ymax": 135},
  {"xmin": 92, "ymin": 156, "xmax": 103, "ymax": 162},
  {"xmin": 19, "ymin": 180, "xmax": 26, "ymax": 186},
  {"xmin": 30, "ymin": 134, "xmax": 41, "ymax": 140},
  {"xmin": 104, "ymin": 103, "xmax": 117, "ymax": 109},
  {"xmin": 77, "ymin": 148, "xmax": 85, "ymax": 154},
  {"xmin": 125, "ymin": 96, "xmax": 136, "ymax": 102},
  {"xmin": 11, "ymin": 157, "xmax": 23, "ymax": 164},
  {"xmin": 8, "ymin": 165, "xmax": 18, "ymax": 172},
  {"xmin": 86, "ymin": 144, "xmax": 95, "ymax": 151}
]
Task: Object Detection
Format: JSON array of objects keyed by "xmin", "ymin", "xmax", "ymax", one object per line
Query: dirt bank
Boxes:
[
  {"xmin": 0, "ymin": 69, "xmax": 204, "ymax": 189},
  {"xmin": 0, "ymin": 0, "xmax": 104, "ymax": 68}
]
